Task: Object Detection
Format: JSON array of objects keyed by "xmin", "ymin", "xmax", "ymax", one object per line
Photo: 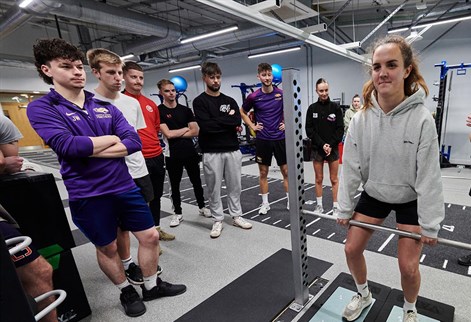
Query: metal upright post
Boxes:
[{"xmin": 282, "ymin": 68, "xmax": 311, "ymax": 311}]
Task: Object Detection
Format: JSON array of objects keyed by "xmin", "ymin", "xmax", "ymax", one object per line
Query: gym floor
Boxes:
[{"xmin": 27, "ymin": 152, "xmax": 471, "ymax": 322}]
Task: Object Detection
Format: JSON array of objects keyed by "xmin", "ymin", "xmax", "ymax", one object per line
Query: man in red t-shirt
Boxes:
[{"xmin": 123, "ymin": 62, "xmax": 174, "ymax": 241}]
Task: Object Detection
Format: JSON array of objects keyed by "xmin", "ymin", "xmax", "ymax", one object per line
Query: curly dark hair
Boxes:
[
  {"xmin": 33, "ymin": 38, "xmax": 85, "ymax": 85},
  {"xmin": 257, "ymin": 63, "xmax": 272, "ymax": 74}
]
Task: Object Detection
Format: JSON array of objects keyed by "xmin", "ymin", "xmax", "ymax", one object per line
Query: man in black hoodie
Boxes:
[{"xmin": 193, "ymin": 62, "xmax": 252, "ymax": 238}]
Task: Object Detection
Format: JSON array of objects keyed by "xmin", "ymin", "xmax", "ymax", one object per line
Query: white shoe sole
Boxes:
[
  {"xmin": 258, "ymin": 206, "xmax": 270, "ymax": 215},
  {"xmin": 169, "ymin": 217, "xmax": 183, "ymax": 227},
  {"xmin": 343, "ymin": 298, "xmax": 372, "ymax": 321},
  {"xmin": 210, "ymin": 229, "xmax": 222, "ymax": 238}
]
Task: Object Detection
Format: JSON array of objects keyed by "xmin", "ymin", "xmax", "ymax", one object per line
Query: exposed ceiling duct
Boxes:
[
  {"xmin": 0, "ymin": 0, "xmax": 53, "ymax": 39},
  {"xmin": 1, "ymin": 0, "xmax": 181, "ymax": 41},
  {"xmin": 1, "ymin": 0, "xmax": 470, "ymax": 70},
  {"xmin": 145, "ymin": 40, "xmax": 304, "ymax": 71},
  {"xmin": 128, "ymin": 26, "xmax": 276, "ymax": 60}
]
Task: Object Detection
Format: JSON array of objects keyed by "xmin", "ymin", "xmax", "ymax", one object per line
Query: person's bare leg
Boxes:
[
  {"xmin": 313, "ymin": 161, "xmax": 324, "ymax": 197},
  {"xmin": 258, "ymin": 164, "xmax": 269, "ymax": 194},
  {"xmin": 16, "ymin": 256, "xmax": 57, "ymax": 322},
  {"xmin": 280, "ymin": 164, "xmax": 288, "ymax": 192},
  {"xmin": 132, "ymin": 228, "xmax": 159, "ymax": 277},
  {"xmin": 344, "ymin": 213, "xmax": 384, "ymax": 285},
  {"xmin": 327, "ymin": 160, "xmax": 339, "ymax": 202},
  {"xmin": 117, "ymin": 228, "xmax": 131, "ymax": 261},
  {"xmin": 397, "ymin": 224, "xmax": 422, "ymax": 304},
  {"xmin": 96, "ymin": 240, "xmax": 127, "ymax": 285}
]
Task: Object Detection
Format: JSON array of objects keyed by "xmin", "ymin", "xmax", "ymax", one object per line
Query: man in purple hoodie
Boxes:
[{"xmin": 27, "ymin": 38, "xmax": 185, "ymax": 318}]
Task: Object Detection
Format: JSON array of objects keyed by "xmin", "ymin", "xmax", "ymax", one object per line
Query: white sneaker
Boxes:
[
  {"xmin": 314, "ymin": 204, "xmax": 324, "ymax": 214},
  {"xmin": 403, "ymin": 310, "xmax": 419, "ymax": 322},
  {"xmin": 233, "ymin": 216, "xmax": 252, "ymax": 229},
  {"xmin": 199, "ymin": 207, "xmax": 211, "ymax": 218},
  {"xmin": 258, "ymin": 203, "xmax": 270, "ymax": 215},
  {"xmin": 342, "ymin": 291, "xmax": 373, "ymax": 321},
  {"xmin": 169, "ymin": 214, "xmax": 183, "ymax": 227},
  {"xmin": 210, "ymin": 221, "xmax": 223, "ymax": 238},
  {"xmin": 332, "ymin": 207, "xmax": 339, "ymax": 217}
]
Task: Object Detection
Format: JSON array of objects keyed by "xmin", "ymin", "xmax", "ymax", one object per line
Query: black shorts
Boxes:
[
  {"xmin": 134, "ymin": 174, "xmax": 154, "ymax": 203},
  {"xmin": 354, "ymin": 191, "xmax": 419, "ymax": 225},
  {"xmin": 312, "ymin": 147, "xmax": 339, "ymax": 162},
  {"xmin": 0, "ymin": 221, "xmax": 40, "ymax": 268},
  {"xmin": 255, "ymin": 138, "xmax": 287, "ymax": 166}
]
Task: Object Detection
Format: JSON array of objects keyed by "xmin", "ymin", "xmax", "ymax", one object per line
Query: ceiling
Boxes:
[{"xmin": 0, "ymin": 0, "xmax": 470, "ymax": 71}]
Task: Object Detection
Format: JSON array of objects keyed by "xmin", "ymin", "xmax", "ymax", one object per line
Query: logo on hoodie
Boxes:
[
  {"xmin": 327, "ymin": 113, "xmax": 336, "ymax": 122},
  {"xmin": 94, "ymin": 107, "xmax": 112, "ymax": 119}
]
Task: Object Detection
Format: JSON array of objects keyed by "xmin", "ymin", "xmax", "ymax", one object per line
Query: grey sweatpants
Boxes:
[{"xmin": 203, "ymin": 150, "xmax": 242, "ymax": 221}]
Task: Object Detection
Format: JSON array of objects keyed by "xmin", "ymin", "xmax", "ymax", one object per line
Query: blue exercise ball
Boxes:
[
  {"xmin": 170, "ymin": 76, "xmax": 188, "ymax": 92},
  {"xmin": 271, "ymin": 64, "xmax": 282, "ymax": 83}
]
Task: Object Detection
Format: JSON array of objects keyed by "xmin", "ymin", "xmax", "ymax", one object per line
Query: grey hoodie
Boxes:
[{"xmin": 338, "ymin": 88, "xmax": 444, "ymax": 238}]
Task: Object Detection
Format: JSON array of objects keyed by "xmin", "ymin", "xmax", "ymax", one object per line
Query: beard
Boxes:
[{"xmin": 207, "ymin": 84, "xmax": 220, "ymax": 93}]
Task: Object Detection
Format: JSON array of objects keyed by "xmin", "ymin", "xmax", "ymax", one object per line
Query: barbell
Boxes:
[{"xmin": 302, "ymin": 209, "xmax": 471, "ymax": 251}]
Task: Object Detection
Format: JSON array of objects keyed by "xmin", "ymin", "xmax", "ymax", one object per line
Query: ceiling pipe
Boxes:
[
  {"xmin": 139, "ymin": 26, "xmax": 276, "ymax": 61},
  {"xmin": 44, "ymin": 0, "xmax": 181, "ymax": 38},
  {"xmin": 196, "ymin": 0, "xmax": 369, "ymax": 64},
  {"xmin": 0, "ymin": 0, "xmax": 53, "ymax": 39},
  {"xmin": 144, "ymin": 40, "xmax": 305, "ymax": 71},
  {"xmin": 1, "ymin": 0, "xmax": 181, "ymax": 41},
  {"xmin": 327, "ymin": 0, "xmax": 354, "ymax": 28},
  {"xmin": 360, "ymin": 0, "xmax": 408, "ymax": 46},
  {"xmin": 0, "ymin": 6, "xmax": 29, "ymax": 39}
]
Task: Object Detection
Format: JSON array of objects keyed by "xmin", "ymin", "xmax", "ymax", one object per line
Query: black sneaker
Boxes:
[
  {"xmin": 157, "ymin": 265, "xmax": 163, "ymax": 276},
  {"xmin": 125, "ymin": 263, "xmax": 144, "ymax": 285},
  {"xmin": 458, "ymin": 254, "xmax": 471, "ymax": 266},
  {"xmin": 141, "ymin": 277, "xmax": 187, "ymax": 301},
  {"xmin": 120, "ymin": 285, "xmax": 146, "ymax": 317}
]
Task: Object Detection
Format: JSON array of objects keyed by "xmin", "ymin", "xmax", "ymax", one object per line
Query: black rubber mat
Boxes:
[
  {"xmin": 298, "ymin": 272, "xmax": 454, "ymax": 322},
  {"xmin": 175, "ymin": 248, "xmax": 332, "ymax": 322},
  {"xmin": 377, "ymin": 289, "xmax": 454, "ymax": 322}
]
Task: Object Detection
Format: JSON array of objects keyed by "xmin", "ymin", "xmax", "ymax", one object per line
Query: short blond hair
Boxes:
[{"xmin": 86, "ymin": 48, "xmax": 122, "ymax": 70}]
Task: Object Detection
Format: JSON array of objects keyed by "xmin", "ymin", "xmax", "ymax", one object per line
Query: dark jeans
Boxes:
[
  {"xmin": 165, "ymin": 154, "xmax": 205, "ymax": 214},
  {"xmin": 145, "ymin": 154, "xmax": 165, "ymax": 226}
]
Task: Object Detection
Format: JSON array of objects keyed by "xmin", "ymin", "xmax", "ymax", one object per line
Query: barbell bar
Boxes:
[{"xmin": 302, "ymin": 209, "xmax": 471, "ymax": 251}]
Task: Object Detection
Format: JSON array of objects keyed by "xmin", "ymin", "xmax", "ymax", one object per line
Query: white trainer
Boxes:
[
  {"xmin": 169, "ymin": 214, "xmax": 183, "ymax": 227},
  {"xmin": 332, "ymin": 207, "xmax": 339, "ymax": 217},
  {"xmin": 342, "ymin": 291, "xmax": 373, "ymax": 321},
  {"xmin": 210, "ymin": 221, "xmax": 223, "ymax": 238},
  {"xmin": 403, "ymin": 310, "xmax": 419, "ymax": 322},
  {"xmin": 258, "ymin": 203, "xmax": 270, "ymax": 215},
  {"xmin": 199, "ymin": 207, "xmax": 211, "ymax": 218},
  {"xmin": 233, "ymin": 216, "xmax": 252, "ymax": 229},
  {"xmin": 314, "ymin": 204, "xmax": 324, "ymax": 214}
]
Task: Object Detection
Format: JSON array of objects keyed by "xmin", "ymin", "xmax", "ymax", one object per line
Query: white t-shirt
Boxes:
[
  {"xmin": 0, "ymin": 114, "xmax": 23, "ymax": 144},
  {"xmin": 93, "ymin": 91, "xmax": 148, "ymax": 179}
]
